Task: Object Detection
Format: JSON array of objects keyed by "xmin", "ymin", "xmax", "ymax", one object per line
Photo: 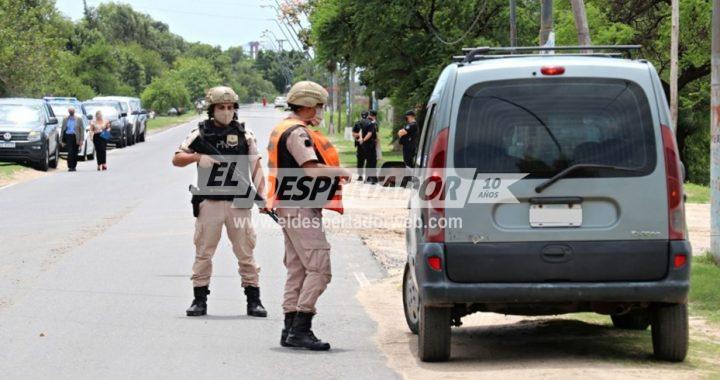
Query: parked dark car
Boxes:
[
  {"xmin": 0, "ymin": 98, "xmax": 61, "ymax": 171},
  {"xmin": 93, "ymin": 97, "xmax": 147, "ymax": 144},
  {"xmin": 82, "ymin": 101, "xmax": 128, "ymax": 148}
]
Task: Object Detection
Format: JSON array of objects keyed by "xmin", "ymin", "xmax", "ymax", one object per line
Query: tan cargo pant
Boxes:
[
  {"xmin": 278, "ymin": 208, "xmax": 332, "ymax": 314},
  {"xmin": 192, "ymin": 200, "xmax": 259, "ymax": 287}
]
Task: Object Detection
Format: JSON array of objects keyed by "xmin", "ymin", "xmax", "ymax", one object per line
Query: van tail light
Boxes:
[
  {"xmin": 660, "ymin": 124, "xmax": 686, "ymax": 240},
  {"xmin": 673, "ymin": 254, "xmax": 688, "ymax": 269},
  {"xmin": 540, "ymin": 66, "xmax": 566, "ymax": 76},
  {"xmin": 424, "ymin": 128, "xmax": 449, "ymax": 243},
  {"xmin": 427, "ymin": 256, "xmax": 443, "ymax": 271}
]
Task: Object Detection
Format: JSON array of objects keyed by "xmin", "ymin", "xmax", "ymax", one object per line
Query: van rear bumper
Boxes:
[{"xmin": 416, "ymin": 241, "xmax": 691, "ymax": 306}]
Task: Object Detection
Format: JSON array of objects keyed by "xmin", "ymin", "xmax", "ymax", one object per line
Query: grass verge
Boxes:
[
  {"xmin": 690, "ymin": 254, "xmax": 720, "ymax": 324},
  {"xmin": 147, "ymin": 113, "xmax": 199, "ymax": 132},
  {"xmin": 685, "ymin": 183, "xmax": 709, "ymax": 203},
  {"xmin": 0, "ymin": 162, "xmax": 25, "ymax": 180},
  {"xmin": 327, "ymin": 125, "xmax": 403, "ymax": 167},
  {"xmin": 569, "ymin": 256, "xmax": 720, "ymax": 371}
]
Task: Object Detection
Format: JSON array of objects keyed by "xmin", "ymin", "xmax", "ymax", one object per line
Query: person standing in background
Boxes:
[
  {"xmin": 89, "ymin": 110, "xmax": 110, "ymax": 171},
  {"xmin": 360, "ymin": 111, "xmax": 378, "ymax": 184},
  {"xmin": 61, "ymin": 107, "xmax": 84, "ymax": 172},
  {"xmin": 352, "ymin": 111, "xmax": 370, "ymax": 181},
  {"xmin": 398, "ymin": 110, "xmax": 419, "ymax": 168}
]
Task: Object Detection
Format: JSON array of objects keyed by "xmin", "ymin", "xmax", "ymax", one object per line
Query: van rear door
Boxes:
[{"xmin": 443, "ymin": 60, "xmax": 670, "ymax": 283}]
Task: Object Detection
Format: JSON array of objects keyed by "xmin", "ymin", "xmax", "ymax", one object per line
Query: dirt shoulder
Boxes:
[{"xmin": 334, "ymin": 184, "xmax": 720, "ymax": 379}]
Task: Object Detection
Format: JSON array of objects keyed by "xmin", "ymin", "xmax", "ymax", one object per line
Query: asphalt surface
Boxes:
[{"xmin": 0, "ymin": 105, "xmax": 398, "ymax": 379}]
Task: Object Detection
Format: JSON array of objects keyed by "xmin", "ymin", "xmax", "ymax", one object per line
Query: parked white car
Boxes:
[
  {"xmin": 45, "ymin": 97, "xmax": 95, "ymax": 161},
  {"xmin": 274, "ymin": 96, "xmax": 289, "ymax": 109}
]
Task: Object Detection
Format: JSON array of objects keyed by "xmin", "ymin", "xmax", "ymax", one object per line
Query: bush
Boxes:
[
  {"xmin": 684, "ymin": 127, "xmax": 710, "ymax": 185},
  {"xmin": 141, "ymin": 73, "xmax": 189, "ymax": 113}
]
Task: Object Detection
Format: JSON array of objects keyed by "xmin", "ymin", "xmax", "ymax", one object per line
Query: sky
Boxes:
[{"xmin": 54, "ymin": 0, "xmax": 297, "ymax": 51}]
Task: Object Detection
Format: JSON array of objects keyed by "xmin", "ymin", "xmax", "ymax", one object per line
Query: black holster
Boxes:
[
  {"xmin": 189, "ymin": 185, "xmax": 204, "ymax": 218},
  {"xmin": 191, "ymin": 195, "xmax": 203, "ymax": 218}
]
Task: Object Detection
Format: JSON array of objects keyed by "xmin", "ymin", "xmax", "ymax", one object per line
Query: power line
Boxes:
[{"xmin": 421, "ymin": 0, "xmax": 488, "ymax": 46}]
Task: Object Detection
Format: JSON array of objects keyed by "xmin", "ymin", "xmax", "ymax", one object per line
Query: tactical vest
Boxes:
[
  {"xmin": 266, "ymin": 118, "xmax": 344, "ymax": 214},
  {"xmin": 189, "ymin": 120, "xmax": 252, "ymax": 203}
]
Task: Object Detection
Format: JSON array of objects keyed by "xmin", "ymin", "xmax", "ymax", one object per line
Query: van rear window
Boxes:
[{"xmin": 454, "ymin": 78, "xmax": 656, "ymax": 178}]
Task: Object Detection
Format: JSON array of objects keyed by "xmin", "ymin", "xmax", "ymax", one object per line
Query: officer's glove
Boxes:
[{"xmin": 197, "ymin": 154, "xmax": 220, "ymax": 169}]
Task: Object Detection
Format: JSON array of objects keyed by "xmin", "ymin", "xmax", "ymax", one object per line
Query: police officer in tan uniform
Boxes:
[
  {"xmin": 172, "ymin": 86, "xmax": 268, "ymax": 318},
  {"xmin": 266, "ymin": 81, "xmax": 351, "ymax": 351}
]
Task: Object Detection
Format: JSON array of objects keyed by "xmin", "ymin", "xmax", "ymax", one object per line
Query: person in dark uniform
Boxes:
[
  {"xmin": 398, "ymin": 110, "xmax": 419, "ymax": 167},
  {"xmin": 360, "ymin": 111, "xmax": 378, "ymax": 184},
  {"xmin": 352, "ymin": 111, "xmax": 369, "ymax": 180},
  {"xmin": 172, "ymin": 86, "xmax": 268, "ymax": 319}
]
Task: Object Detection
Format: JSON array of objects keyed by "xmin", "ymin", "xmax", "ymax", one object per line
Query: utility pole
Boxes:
[
  {"xmin": 711, "ymin": 0, "xmax": 720, "ymax": 265},
  {"xmin": 539, "ymin": 0, "xmax": 553, "ymax": 46},
  {"xmin": 570, "ymin": 0, "xmax": 591, "ymax": 50},
  {"xmin": 509, "ymin": 0, "xmax": 517, "ymax": 47},
  {"xmin": 670, "ymin": 0, "xmax": 680, "ymax": 130}
]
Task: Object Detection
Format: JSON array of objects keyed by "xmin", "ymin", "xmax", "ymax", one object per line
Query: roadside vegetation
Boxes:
[
  {"xmin": 555, "ymin": 254, "xmax": 720, "ymax": 372},
  {"xmin": 690, "ymin": 255, "xmax": 720, "ymax": 324},
  {"xmin": 685, "ymin": 183, "xmax": 710, "ymax": 204},
  {"xmin": 302, "ymin": 0, "xmax": 714, "ymax": 195},
  {"xmin": 0, "ymin": 163, "xmax": 23, "ymax": 181},
  {"xmin": 146, "ymin": 113, "xmax": 200, "ymax": 132},
  {"xmin": 0, "ymin": 1, "xmax": 302, "ymax": 114},
  {"xmin": 325, "ymin": 114, "xmax": 403, "ymax": 167}
]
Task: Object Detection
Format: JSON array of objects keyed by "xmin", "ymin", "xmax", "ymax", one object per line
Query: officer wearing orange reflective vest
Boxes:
[{"xmin": 266, "ymin": 81, "xmax": 351, "ymax": 351}]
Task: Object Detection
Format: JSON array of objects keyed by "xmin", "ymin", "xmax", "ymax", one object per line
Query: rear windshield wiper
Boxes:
[{"xmin": 535, "ymin": 164, "xmax": 644, "ymax": 193}]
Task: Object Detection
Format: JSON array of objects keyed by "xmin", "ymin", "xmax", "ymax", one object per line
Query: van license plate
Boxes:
[
  {"xmin": 0, "ymin": 142, "xmax": 15, "ymax": 148},
  {"xmin": 529, "ymin": 203, "xmax": 582, "ymax": 228}
]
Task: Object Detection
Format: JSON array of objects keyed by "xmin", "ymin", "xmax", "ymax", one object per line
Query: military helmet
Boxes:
[
  {"xmin": 361, "ymin": 111, "xmax": 369, "ymax": 119},
  {"xmin": 405, "ymin": 110, "xmax": 416, "ymax": 117},
  {"xmin": 369, "ymin": 110, "xmax": 377, "ymax": 117},
  {"xmin": 205, "ymin": 86, "xmax": 239, "ymax": 109},
  {"xmin": 287, "ymin": 81, "xmax": 328, "ymax": 108}
]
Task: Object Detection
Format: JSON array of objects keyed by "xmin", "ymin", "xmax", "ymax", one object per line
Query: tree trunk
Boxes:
[
  {"xmin": 570, "ymin": 0, "xmax": 592, "ymax": 49},
  {"xmin": 539, "ymin": 0, "xmax": 553, "ymax": 46},
  {"xmin": 711, "ymin": 0, "xmax": 720, "ymax": 265}
]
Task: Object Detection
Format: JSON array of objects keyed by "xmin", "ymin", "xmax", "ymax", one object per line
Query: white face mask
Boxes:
[
  {"xmin": 309, "ymin": 106, "xmax": 324, "ymax": 126},
  {"xmin": 215, "ymin": 109, "xmax": 235, "ymax": 126}
]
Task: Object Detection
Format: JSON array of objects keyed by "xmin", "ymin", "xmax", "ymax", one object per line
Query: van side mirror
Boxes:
[
  {"xmin": 47, "ymin": 117, "xmax": 58, "ymax": 125},
  {"xmin": 121, "ymin": 112, "xmax": 128, "ymax": 118},
  {"xmin": 131, "ymin": 110, "xmax": 140, "ymax": 115}
]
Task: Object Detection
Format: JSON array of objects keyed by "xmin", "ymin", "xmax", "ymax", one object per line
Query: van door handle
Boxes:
[{"xmin": 541, "ymin": 245, "xmax": 573, "ymax": 263}]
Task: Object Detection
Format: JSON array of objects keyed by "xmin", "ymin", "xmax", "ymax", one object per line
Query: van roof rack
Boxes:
[{"xmin": 455, "ymin": 45, "xmax": 642, "ymax": 63}]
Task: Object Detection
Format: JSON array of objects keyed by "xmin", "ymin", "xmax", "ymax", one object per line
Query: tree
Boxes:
[
  {"xmin": 0, "ymin": 0, "xmax": 65, "ymax": 96},
  {"xmin": 141, "ymin": 72, "xmax": 189, "ymax": 113},
  {"xmin": 173, "ymin": 58, "xmax": 221, "ymax": 101},
  {"xmin": 76, "ymin": 41, "xmax": 121, "ymax": 95}
]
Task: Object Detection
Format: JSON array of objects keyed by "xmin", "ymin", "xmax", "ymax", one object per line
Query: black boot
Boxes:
[
  {"xmin": 286, "ymin": 312, "xmax": 331, "ymax": 351},
  {"xmin": 186, "ymin": 286, "xmax": 209, "ymax": 317},
  {"xmin": 281, "ymin": 312, "xmax": 297, "ymax": 347},
  {"xmin": 244, "ymin": 286, "xmax": 268, "ymax": 318}
]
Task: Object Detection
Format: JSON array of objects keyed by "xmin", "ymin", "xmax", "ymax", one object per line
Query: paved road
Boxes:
[{"xmin": 0, "ymin": 105, "xmax": 398, "ymax": 379}]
